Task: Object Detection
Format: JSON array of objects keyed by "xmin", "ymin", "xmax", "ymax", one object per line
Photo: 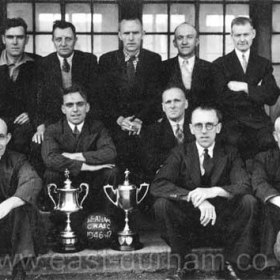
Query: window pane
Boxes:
[
  {"xmin": 25, "ymin": 35, "xmax": 34, "ymax": 53},
  {"xmin": 36, "ymin": 35, "xmax": 55, "ymax": 56},
  {"xmin": 225, "ymin": 34, "xmax": 234, "ymax": 54},
  {"xmin": 65, "ymin": 3, "xmax": 91, "ymax": 32},
  {"xmin": 200, "ymin": 4, "xmax": 223, "ymax": 32},
  {"xmin": 199, "ymin": 35, "xmax": 223, "ymax": 62},
  {"xmin": 225, "ymin": 4, "xmax": 249, "ymax": 32},
  {"xmin": 7, "ymin": 3, "xmax": 33, "ymax": 32},
  {"xmin": 143, "ymin": 35, "xmax": 167, "ymax": 60},
  {"xmin": 36, "ymin": 3, "xmax": 61, "ymax": 32},
  {"xmin": 272, "ymin": 35, "xmax": 280, "ymax": 63},
  {"xmin": 93, "ymin": 4, "xmax": 119, "ymax": 32},
  {"xmin": 143, "ymin": 4, "xmax": 168, "ymax": 33},
  {"xmin": 75, "ymin": 35, "xmax": 91, "ymax": 53},
  {"xmin": 273, "ymin": 4, "xmax": 280, "ymax": 32},
  {"xmin": 170, "ymin": 4, "xmax": 195, "ymax": 32},
  {"xmin": 94, "ymin": 35, "xmax": 118, "ymax": 59}
]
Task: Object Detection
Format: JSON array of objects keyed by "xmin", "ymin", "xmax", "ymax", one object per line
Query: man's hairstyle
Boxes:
[
  {"xmin": 231, "ymin": 17, "xmax": 253, "ymax": 29},
  {"xmin": 191, "ymin": 104, "xmax": 223, "ymax": 123},
  {"xmin": 119, "ymin": 17, "xmax": 143, "ymax": 31},
  {"xmin": 52, "ymin": 20, "xmax": 76, "ymax": 36},
  {"xmin": 173, "ymin": 22, "xmax": 198, "ymax": 37},
  {"xmin": 162, "ymin": 84, "xmax": 186, "ymax": 99},
  {"xmin": 63, "ymin": 84, "xmax": 88, "ymax": 101},
  {"xmin": 1, "ymin": 17, "xmax": 28, "ymax": 35}
]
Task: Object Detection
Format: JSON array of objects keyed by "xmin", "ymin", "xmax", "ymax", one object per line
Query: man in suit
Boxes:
[
  {"xmin": 41, "ymin": 84, "xmax": 117, "ymax": 213},
  {"xmin": 0, "ymin": 17, "xmax": 39, "ymax": 154},
  {"xmin": 212, "ymin": 17, "xmax": 280, "ymax": 160},
  {"xmin": 161, "ymin": 22, "xmax": 214, "ymax": 111},
  {"xmin": 141, "ymin": 86, "xmax": 194, "ymax": 179},
  {"xmin": 0, "ymin": 118, "xmax": 43, "ymax": 280},
  {"xmin": 99, "ymin": 17, "xmax": 162, "ymax": 179},
  {"xmin": 252, "ymin": 116, "xmax": 280, "ymax": 273},
  {"xmin": 33, "ymin": 20, "xmax": 100, "ymax": 145},
  {"xmin": 151, "ymin": 105, "xmax": 258, "ymax": 280}
]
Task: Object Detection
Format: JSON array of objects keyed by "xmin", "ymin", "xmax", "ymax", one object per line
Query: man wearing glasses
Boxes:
[{"xmin": 151, "ymin": 105, "xmax": 258, "ymax": 280}]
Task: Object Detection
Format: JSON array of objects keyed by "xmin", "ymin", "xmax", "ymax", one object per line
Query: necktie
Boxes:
[
  {"xmin": 175, "ymin": 124, "xmax": 184, "ymax": 144},
  {"xmin": 62, "ymin": 58, "xmax": 70, "ymax": 73},
  {"xmin": 73, "ymin": 125, "xmax": 80, "ymax": 139},
  {"xmin": 203, "ymin": 148, "xmax": 213, "ymax": 177},
  {"xmin": 127, "ymin": 56, "xmax": 136, "ymax": 84},
  {"xmin": 241, "ymin": 54, "xmax": 247, "ymax": 73},
  {"xmin": 181, "ymin": 59, "xmax": 192, "ymax": 90}
]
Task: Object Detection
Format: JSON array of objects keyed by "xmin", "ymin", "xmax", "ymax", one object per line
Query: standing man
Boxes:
[
  {"xmin": 99, "ymin": 17, "xmax": 162, "ymax": 178},
  {"xmin": 0, "ymin": 17, "xmax": 39, "ymax": 154},
  {"xmin": 33, "ymin": 20, "xmax": 100, "ymax": 144},
  {"xmin": 0, "ymin": 118, "xmax": 43, "ymax": 280},
  {"xmin": 151, "ymin": 105, "xmax": 258, "ymax": 280},
  {"xmin": 161, "ymin": 22, "xmax": 214, "ymax": 111},
  {"xmin": 212, "ymin": 17, "xmax": 280, "ymax": 160}
]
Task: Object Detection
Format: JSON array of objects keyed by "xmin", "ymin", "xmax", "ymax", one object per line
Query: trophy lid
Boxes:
[
  {"xmin": 119, "ymin": 169, "xmax": 135, "ymax": 189},
  {"xmin": 64, "ymin": 169, "xmax": 72, "ymax": 189}
]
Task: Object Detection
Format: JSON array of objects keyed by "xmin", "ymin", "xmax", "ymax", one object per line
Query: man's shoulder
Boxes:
[
  {"xmin": 45, "ymin": 119, "xmax": 64, "ymax": 134},
  {"xmin": 162, "ymin": 56, "xmax": 177, "ymax": 67},
  {"xmin": 99, "ymin": 50, "xmax": 120, "ymax": 61},
  {"xmin": 254, "ymin": 147, "xmax": 279, "ymax": 162},
  {"xmin": 74, "ymin": 50, "xmax": 97, "ymax": 61},
  {"xmin": 212, "ymin": 50, "xmax": 234, "ymax": 65},
  {"xmin": 141, "ymin": 48, "xmax": 161, "ymax": 60},
  {"xmin": 3, "ymin": 150, "xmax": 27, "ymax": 166},
  {"xmin": 195, "ymin": 57, "xmax": 212, "ymax": 67}
]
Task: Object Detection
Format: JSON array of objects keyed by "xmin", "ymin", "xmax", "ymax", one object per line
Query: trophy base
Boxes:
[
  {"xmin": 53, "ymin": 231, "xmax": 84, "ymax": 253},
  {"xmin": 112, "ymin": 231, "xmax": 143, "ymax": 251}
]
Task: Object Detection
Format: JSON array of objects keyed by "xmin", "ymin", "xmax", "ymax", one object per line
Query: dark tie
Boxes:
[
  {"xmin": 62, "ymin": 58, "xmax": 70, "ymax": 73},
  {"xmin": 175, "ymin": 124, "xmax": 184, "ymax": 144},
  {"xmin": 73, "ymin": 125, "xmax": 80, "ymax": 139},
  {"xmin": 127, "ymin": 56, "xmax": 136, "ymax": 83},
  {"xmin": 202, "ymin": 148, "xmax": 213, "ymax": 186}
]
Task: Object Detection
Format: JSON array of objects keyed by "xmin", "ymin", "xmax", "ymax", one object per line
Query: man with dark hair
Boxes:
[
  {"xmin": 0, "ymin": 17, "xmax": 40, "ymax": 154},
  {"xmin": 41, "ymin": 84, "xmax": 117, "ymax": 213},
  {"xmin": 33, "ymin": 20, "xmax": 100, "ymax": 145},
  {"xmin": 151, "ymin": 105, "xmax": 258, "ymax": 280},
  {"xmin": 0, "ymin": 118, "xmax": 43, "ymax": 280},
  {"xmin": 99, "ymin": 17, "xmax": 162, "ymax": 179},
  {"xmin": 161, "ymin": 22, "xmax": 214, "ymax": 111},
  {"xmin": 212, "ymin": 16, "xmax": 280, "ymax": 160}
]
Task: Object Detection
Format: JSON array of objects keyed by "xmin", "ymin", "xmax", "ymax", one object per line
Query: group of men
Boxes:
[{"xmin": 1, "ymin": 13, "xmax": 280, "ymax": 280}]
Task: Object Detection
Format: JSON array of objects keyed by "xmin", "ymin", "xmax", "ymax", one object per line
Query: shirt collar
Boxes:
[
  {"xmin": 124, "ymin": 50, "xmax": 140, "ymax": 62},
  {"xmin": 178, "ymin": 55, "xmax": 195, "ymax": 69},
  {"xmin": 68, "ymin": 121, "xmax": 84, "ymax": 133},
  {"xmin": 169, "ymin": 117, "xmax": 185, "ymax": 128},
  {"xmin": 235, "ymin": 48, "xmax": 250, "ymax": 62},
  {"xmin": 57, "ymin": 52, "xmax": 74, "ymax": 67},
  {"xmin": 0, "ymin": 49, "xmax": 33, "ymax": 66},
  {"xmin": 196, "ymin": 141, "xmax": 215, "ymax": 158}
]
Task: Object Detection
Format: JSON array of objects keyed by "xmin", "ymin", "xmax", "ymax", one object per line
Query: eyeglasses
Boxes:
[{"xmin": 192, "ymin": 122, "xmax": 219, "ymax": 132}]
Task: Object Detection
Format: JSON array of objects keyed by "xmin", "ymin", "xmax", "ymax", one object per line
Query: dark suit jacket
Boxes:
[
  {"xmin": 151, "ymin": 141, "xmax": 251, "ymax": 200},
  {"xmin": 41, "ymin": 117, "xmax": 116, "ymax": 177},
  {"xmin": 140, "ymin": 113, "xmax": 194, "ymax": 177},
  {"xmin": 161, "ymin": 56, "xmax": 214, "ymax": 109},
  {"xmin": 99, "ymin": 48, "xmax": 162, "ymax": 127},
  {"xmin": 252, "ymin": 148, "xmax": 280, "ymax": 203},
  {"xmin": 37, "ymin": 50, "xmax": 99, "ymax": 126},
  {"xmin": 212, "ymin": 50, "xmax": 280, "ymax": 129}
]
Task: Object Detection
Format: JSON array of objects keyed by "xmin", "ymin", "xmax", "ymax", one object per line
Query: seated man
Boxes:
[
  {"xmin": 141, "ymin": 86, "xmax": 194, "ymax": 179},
  {"xmin": 151, "ymin": 105, "xmax": 258, "ymax": 280},
  {"xmin": 41, "ymin": 84, "xmax": 117, "ymax": 213},
  {"xmin": 0, "ymin": 118, "xmax": 43, "ymax": 280},
  {"xmin": 252, "ymin": 116, "xmax": 280, "ymax": 272}
]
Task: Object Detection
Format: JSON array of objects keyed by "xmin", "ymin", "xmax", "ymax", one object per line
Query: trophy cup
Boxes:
[
  {"xmin": 48, "ymin": 169, "xmax": 89, "ymax": 252},
  {"xmin": 104, "ymin": 169, "xmax": 149, "ymax": 251}
]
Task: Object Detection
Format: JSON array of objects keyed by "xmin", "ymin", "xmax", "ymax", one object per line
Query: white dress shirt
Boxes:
[
  {"xmin": 169, "ymin": 118, "xmax": 185, "ymax": 137},
  {"xmin": 68, "ymin": 121, "xmax": 84, "ymax": 134}
]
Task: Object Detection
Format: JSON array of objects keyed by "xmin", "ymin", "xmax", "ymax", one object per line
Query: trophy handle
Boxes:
[
  {"xmin": 136, "ymin": 183, "xmax": 149, "ymax": 205},
  {"xmin": 78, "ymin": 183, "xmax": 89, "ymax": 209},
  {"xmin": 47, "ymin": 183, "xmax": 58, "ymax": 210},
  {"xmin": 103, "ymin": 184, "xmax": 118, "ymax": 206}
]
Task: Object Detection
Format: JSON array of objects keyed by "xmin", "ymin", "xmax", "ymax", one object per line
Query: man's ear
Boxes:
[
  {"xmin": 2, "ymin": 35, "xmax": 6, "ymax": 45},
  {"xmin": 184, "ymin": 99, "xmax": 188, "ymax": 110},
  {"xmin": 86, "ymin": 103, "xmax": 90, "ymax": 113},
  {"xmin": 216, "ymin": 123, "xmax": 222, "ymax": 134},
  {"xmin": 6, "ymin": 133, "xmax": 12, "ymax": 144},
  {"xmin": 61, "ymin": 105, "xmax": 66, "ymax": 115},
  {"xmin": 273, "ymin": 131, "xmax": 278, "ymax": 143},
  {"xmin": 189, "ymin": 123, "xmax": 195, "ymax": 135}
]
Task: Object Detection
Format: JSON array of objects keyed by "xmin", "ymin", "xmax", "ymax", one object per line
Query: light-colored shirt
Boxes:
[
  {"xmin": 124, "ymin": 50, "xmax": 140, "ymax": 70},
  {"xmin": 57, "ymin": 52, "xmax": 74, "ymax": 71},
  {"xmin": 178, "ymin": 55, "xmax": 195, "ymax": 73},
  {"xmin": 196, "ymin": 141, "xmax": 215, "ymax": 175},
  {"xmin": 68, "ymin": 121, "xmax": 84, "ymax": 134},
  {"xmin": 169, "ymin": 117, "xmax": 185, "ymax": 137},
  {"xmin": 235, "ymin": 48, "xmax": 250, "ymax": 70}
]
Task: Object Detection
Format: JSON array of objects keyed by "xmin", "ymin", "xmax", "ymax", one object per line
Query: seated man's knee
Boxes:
[
  {"xmin": 153, "ymin": 198, "xmax": 173, "ymax": 216},
  {"xmin": 240, "ymin": 194, "xmax": 259, "ymax": 214}
]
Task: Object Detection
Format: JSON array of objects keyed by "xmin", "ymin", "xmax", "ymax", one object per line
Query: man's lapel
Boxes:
[
  {"xmin": 52, "ymin": 54, "xmax": 63, "ymax": 86},
  {"xmin": 210, "ymin": 143, "xmax": 227, "ymax": 185},
  {"xmin": 187, "ymin": 142, "xmax": 202, "ymax": 186},
  {"xmin": 61, "ymin": 119, "xmax": 77, "ymax": 151}
]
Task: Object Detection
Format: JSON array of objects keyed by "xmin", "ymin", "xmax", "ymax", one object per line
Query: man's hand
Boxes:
[
  {"xmin": 227, "ymin": 81, "xmax": 248, "ymax": 94},
  {"xmin": 81, "ymin": 163, "xmax": 115, "ymax": 172},
  {"xmin": 32, "ymin": 124, "xmax": 45, "ymax": 144},
  {"xmin": 269, "ymin": 196, "xmax": 280, "ymax": 208},
  {"xmin": 0, "ymin": 197, "xmax": 25, "ymax": 220},
  {"xmin": 14, "ymin": 112, "xmax": 30, "ymax": 125},
  {"xmin": 129, "ymin": 118, "xmax": 143, "ymax": 136},
  {"xmin": 62, "ymin": 152, "xmax": 86, "ymax": 161},
  {"xmin": 198, "ymin": 200, "xmax": 216, "ymax": 227},
  {"xmin": 187, "ymin": 187, "xmax": 218, "ymax": 208}
]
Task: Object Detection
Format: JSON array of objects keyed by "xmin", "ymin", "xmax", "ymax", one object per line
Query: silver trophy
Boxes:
[
  {"xmin": 104, "ymin": 169, "xmax": 149, "ymax": 251},
  {"xmin": 48, "ymin": 169, "xmax": 89, "ymax": 252}
]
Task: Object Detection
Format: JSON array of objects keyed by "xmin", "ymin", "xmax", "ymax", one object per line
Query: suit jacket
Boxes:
[
  {"xmin": 151, "ymin": 141, "xmax": 251, "ymax": 200},
  {"xmin": 212, "ymin": 50, "xmax": 280, "ymax": 129},
  {"xmin": 161, "ymin": 56, "xmax": 214, "ymax": 109},
  {"xmin": 140, "ymin": 113, "xmax": 194, "ymax": 177},
  {"xmin": 252, "ymin": 148, "xmax": 280, "ymax": 203},
  {"xmin": 37, "ymin": 50, "xmax": 99, "ymax": 126},
  {"xmin": 41, "ymin": 117, "xmax": 116, "ymax": 177},
  {"xmin": 99, "ymin": 48, "xmax": 162, "ymax": 127}
]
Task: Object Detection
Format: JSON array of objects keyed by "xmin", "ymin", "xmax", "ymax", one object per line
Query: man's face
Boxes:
[
  {"xmin": 53, "ymin": 27, "xmax": 77, "ymax": 58},
  {"xmin": 61, "ymin": 92, "xmax": 89, "ymax": 125},
  {"xmin": 189, "ymin": 109, "xmax": 221, "ymax": 148},
  {"xmin": 173, "ymin": 24, "xmax": 199, "ymax": 58},
  {"xmin": 119, "ymin": 19, "xmax": 144, "ymax": 54},
  {"xmin": 0, "ymin": 120, "xmax": 11, "ymax": 157},
  {"xmin": 231, "ymin": 23, "xmax": 256, "ymax": 52},
  {"xmin": 162, "ymin": 88, "xmax": 188, "ymax": 122},
  {"xmin": 2, "ymin": 26, "xmax": 28, "ymax": 58}
]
